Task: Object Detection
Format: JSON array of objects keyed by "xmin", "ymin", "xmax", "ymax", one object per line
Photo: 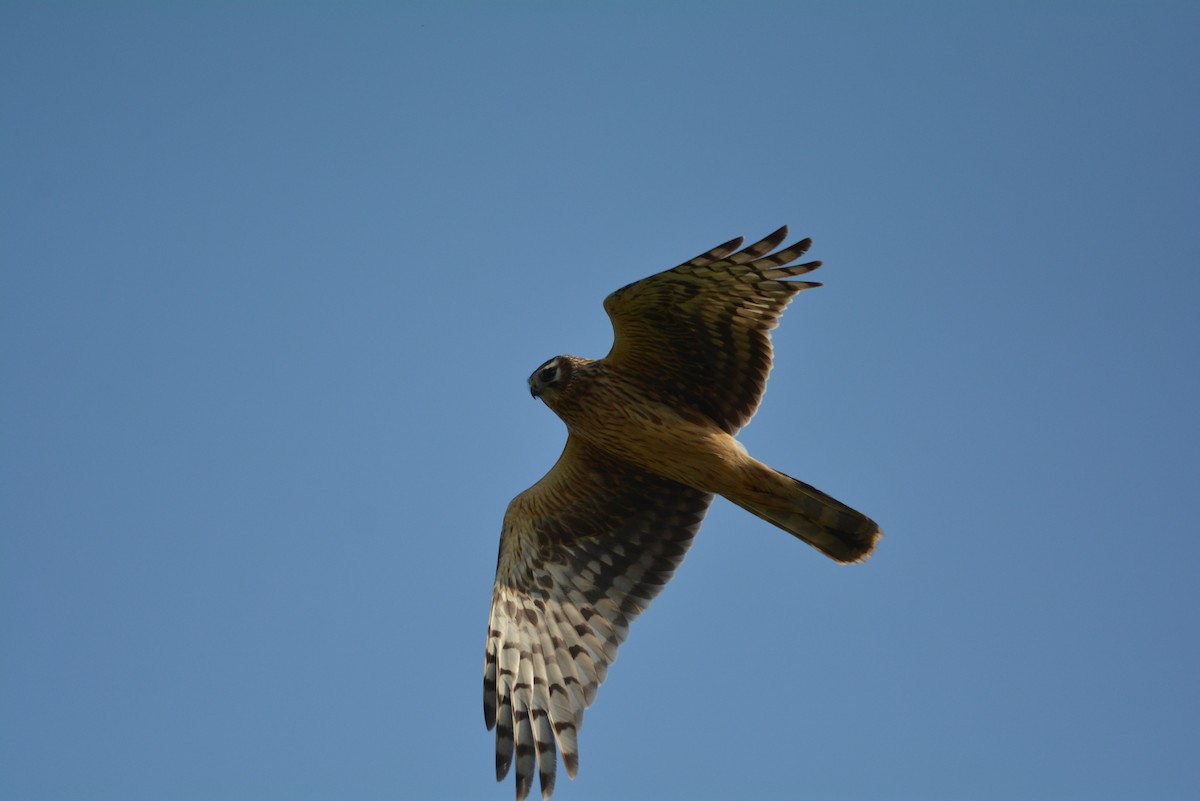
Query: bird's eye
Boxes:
[{"xmin": 539, "ymin": 367, "xmax": 557, "ymax": 383}]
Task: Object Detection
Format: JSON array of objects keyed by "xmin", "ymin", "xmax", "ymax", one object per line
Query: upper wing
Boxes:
[
  {"xmin": 485, "ymin": 435, "xmax": 713, "ymax": 800},
  {"xmin": 602, "ymin": 226, "xmax": 821, "ymax": 434}
]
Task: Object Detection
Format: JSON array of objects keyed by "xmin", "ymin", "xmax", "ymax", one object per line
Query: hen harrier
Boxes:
[{"xmin": 484, "ymin": 226, "xmax": 881, "ymax": 799}]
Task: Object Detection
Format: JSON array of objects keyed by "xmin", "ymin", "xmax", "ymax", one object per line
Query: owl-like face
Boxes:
[{"xmin": 529, "ymin": 356, "xmax": 568, "ymax": 398}]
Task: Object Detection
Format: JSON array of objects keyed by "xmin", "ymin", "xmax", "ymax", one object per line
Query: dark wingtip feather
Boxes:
[
  {"xmin": 496, "ymin": 717, "xmax": 514, "ymax": 780},
  {"xmin": 757, "ymin": 224, "xmax": 789, "ymax": 247},
  {"xmin": 496, "ymin": 748, "xmax": 512, "ymax": 781},
  {"xmin": 677, "ymin": 235, "xmax": 744, "ymax": 270},
  {"xmin": 730, "ymin": 226, "xmax": 789, "ymax": 264},
  {"xmin": 762, "ymin": 225, "xmax": 789, "ymax": 249},
  {"xmin": 515, "ymin": 763, "xmax": 534, "ymax": 800},
  {"xmin": 484, "ymin": 665, "xmax": 498, "ymax": 729},
  {"xmin": 538, "ymin": 763, "xmax": 556, "ymax": 800}
]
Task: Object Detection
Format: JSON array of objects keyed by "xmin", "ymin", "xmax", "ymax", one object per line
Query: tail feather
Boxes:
[{"xmin": 726, "ymin": 469, "xmax": 881, "ymax": 563}]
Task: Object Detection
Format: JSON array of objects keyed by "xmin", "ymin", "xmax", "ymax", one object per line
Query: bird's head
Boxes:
[{"xmin": 528, "ymin": 355, "xmax": 574, "ymax": 401}]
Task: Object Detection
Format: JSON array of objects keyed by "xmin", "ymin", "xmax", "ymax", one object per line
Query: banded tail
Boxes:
[{"xmin": 726, "ymin": 467, "xmax": 881, "ymax": 563}]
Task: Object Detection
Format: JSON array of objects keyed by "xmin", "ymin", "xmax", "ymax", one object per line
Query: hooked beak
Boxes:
[{"xmin": 529, "ymin": 379, "xmax": 542, "ymax": 398}]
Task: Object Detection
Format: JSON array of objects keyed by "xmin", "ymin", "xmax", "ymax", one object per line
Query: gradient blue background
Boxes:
[{"xmin": 3, "ymin": 3, "xmax": 1198, "ymax": 800}]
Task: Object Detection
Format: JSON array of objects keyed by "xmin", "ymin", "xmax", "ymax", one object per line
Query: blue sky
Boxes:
[{"xmin": 2, "ymin": 3, "xmax": 1198, "ymax": 800}]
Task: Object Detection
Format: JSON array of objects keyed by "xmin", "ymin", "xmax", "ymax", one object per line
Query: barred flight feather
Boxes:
[
  {"xmin": 486, "ymin": 436, "xmax": 712, "ymax": 800},
  {"xmin": 603, "ymin": 225, "xmax": 823, "ymax": 434}
]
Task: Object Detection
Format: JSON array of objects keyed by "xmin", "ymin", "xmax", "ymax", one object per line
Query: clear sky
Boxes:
[{"xmin": 2, "ymin": 3, "xmax": 1198, "ymax": 801}]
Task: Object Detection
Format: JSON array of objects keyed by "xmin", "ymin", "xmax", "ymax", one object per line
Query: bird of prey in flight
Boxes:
[{"xmin": 484, "ymin": 226, "xmax": 881, "ymax": 799}]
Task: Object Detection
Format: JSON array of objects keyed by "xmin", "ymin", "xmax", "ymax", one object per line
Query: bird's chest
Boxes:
[{"xmin": 558, "ymin": 377, "xmax": 684, "ymax": 439}]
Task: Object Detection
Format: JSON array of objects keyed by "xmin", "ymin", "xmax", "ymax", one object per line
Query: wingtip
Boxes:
[{"xmin": 515, "ymin": 772, "xmax": 533, "ymax": 801}]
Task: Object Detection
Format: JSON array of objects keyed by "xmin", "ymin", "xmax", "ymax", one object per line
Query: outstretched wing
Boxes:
[
  {"xmin": 485, "ymin": 435, "xmax": 712, "ymax": 800},
  {"xmin": 602, "ymin": 226, "xmax": 821, "ymax": 434}
]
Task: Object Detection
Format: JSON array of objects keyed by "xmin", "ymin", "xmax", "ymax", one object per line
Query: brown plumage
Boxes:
[{"xmin": 484, "ymin": 226, "xmax": 881, "ymax": 799}]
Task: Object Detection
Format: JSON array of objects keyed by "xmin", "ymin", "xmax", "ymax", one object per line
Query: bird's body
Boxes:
[
  {"xmin": 485, "ymin": 227, "xmax": 881, "ymax": 800},
  {"xmin": 537, "ymin": 355, "xmax": 748, "ymax": 493}
]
